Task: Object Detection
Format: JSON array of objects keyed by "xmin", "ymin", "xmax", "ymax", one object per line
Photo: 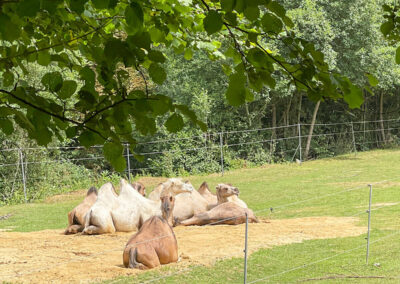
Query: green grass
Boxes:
[{"xmin": 1, "ymin": 149, "xmax": 400, "ymax": 283}]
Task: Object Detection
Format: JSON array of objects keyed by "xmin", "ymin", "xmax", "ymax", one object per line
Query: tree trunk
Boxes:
[
  {"xmin": 304, "ymin": 100, "xmax": 321, "ymax": 160},
  {"xmin": 379, "ymin": 92, "xmax": 386, "ymax": 144}
]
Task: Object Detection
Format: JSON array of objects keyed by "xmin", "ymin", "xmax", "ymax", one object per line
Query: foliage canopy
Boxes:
[{"xmin": 0, "ymin": 0, "xmax": 373, "ymax": 169}]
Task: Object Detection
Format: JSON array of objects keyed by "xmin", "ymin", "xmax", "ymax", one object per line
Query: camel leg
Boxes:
[
  {"xmin": 67, "ymin": 210, "xmax": 75, "ymax": 226},
  {"xmin": 65, "ymin": 225, "xmax": 83, "ymax": 235},
  {"xmin": 82, "ymin": 224, "xmax": 115, "ymax": 235},
  {"xmin": 133, "ymin": 245, "xmax": 161, "ymax": 269},
  {"xmin": 179, "ymin": 216, "xmax": 206, "ymax": 226}
]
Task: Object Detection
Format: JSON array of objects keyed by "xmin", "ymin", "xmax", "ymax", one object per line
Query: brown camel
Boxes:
[
  {"xmin": 179, "ymin": 202, "xmax": 258, "ymax": 226},
  {"xmin": 198, "ymin": 182, "xmax": 248, "ymax": 209},
  {"xmin": 131, "ymin": 182, "xmax": 146, "ymax": 197},
  {"xmin": 180, "ymin": 185, "xmax": 257, "ymax": 226},
  {"xmin": 123, "ymin": 195, "xmax": 178, "ymax": 269},
  {"xmin": 65, "ymin": 186, "xmax": 98, "ymax": 234}
]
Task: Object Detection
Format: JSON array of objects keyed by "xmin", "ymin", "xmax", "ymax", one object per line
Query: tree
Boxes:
[{"xmin": 0, "ymin": 0, "xmax": 368, "ymax": 170}]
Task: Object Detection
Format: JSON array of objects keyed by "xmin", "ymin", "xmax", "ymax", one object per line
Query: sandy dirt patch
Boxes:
[{"xmin": 0, "ymin": 216, "xmax": 366, "ymax": 283}]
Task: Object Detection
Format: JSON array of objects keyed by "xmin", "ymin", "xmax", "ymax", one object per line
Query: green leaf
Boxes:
[
  {"xmin": 184, "ymin": 48, "xmax": 193, "ymax": 60},
  {"xmin": 261, "ymin": 12, "xmax": 283, "ymax": 34},
  {"xmin": 58, "ymin": 80, "xmax": 77, "ymax": 99},
  {"xmin": 17, "ymin": 0, "xmax": 40, "ymax": 17},
  {"xmin": 203, "ymin": 10, "xmax": 223, "ymax": 35},
  {"xmin": 396, "ymin": 46, "xmax": 400, "ymax": 64},
  {"xmin": 69, "ymin": 0, "xmax": 87, "ymax": 14},
  {"xmin": 3, "ymin": 71, "xmax": 14, "ymax": 87},
  {"xmin": 224, "ymin": 12, "xmax": 237, "ymax": 26},
  {"xmin": 103, "ymin": 141, "xmax": 126, "ymax": 172},
  {"xmin": 65, "ymin": 126, "xmax": 78, "ymax": 138},
  {"xmin": 79, "ymin": 66, "xmax": 96, "ymax": 89},
  {"xmin": 267, "ymin": 1, "xmax": 286, "ymax": 18},
  {"xmin": 165, "ymin": 113, "xmax": 184, "ymax": 132},
  {"xmin": 381, "ymin": 21, "xmax": 394, "ymax": 36},
  {"xmin": 221, "ymin": 0, "xmax": 236, "ymax": 12},
  {"xmin": 343, "ymin": 84, "xmax": 364, "ymax": 109},
  {"xmin": 125, "ymin": 2, "xmax": 144, "ymax": 35},
  {"xmin": 366, "ymin": 73, "xmax": 379, "ymax": 87},
  {"xmin": 0, "ymin": 14, "xmax": 21, "ymax": 41},
  {"xmin": 0, "ymin": 119, "xmax": 14, "ymax": 135},
  {"xmin": 41, "ymin": 72, "xmax": 63, "ymax": 92},
  {"xmin": 37, "ymin": 51, "xmax": 51, "ymax": 66},
  {"xmin": 245, "ymin": 88, "xmax": 254, "ymax": 102},
  {"xmin": 148, "ymin": 63, "xmax": 167, "ymax": 84},
  {"xmin": 226, "ymin": 71, "xmax": 246, "ymax": 106},
  {"xmin": 244, "ymin": 6, "xmax": 260, "ymax": 21},
  {"xmin": 148, "ymin": 50, "xmax": 166, "ymax": 63},
  {"xmin": 78, "ymin": 130, "xmax": 104, "ymax": 147},
  {"xmin": 92, "ymin": 0, "xmax": 109, "ymax": 9}
]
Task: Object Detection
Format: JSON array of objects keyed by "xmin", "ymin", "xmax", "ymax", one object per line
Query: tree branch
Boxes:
[{"xmin": 0, "ymin": 89, "xmax": 107, "ymax": 140}]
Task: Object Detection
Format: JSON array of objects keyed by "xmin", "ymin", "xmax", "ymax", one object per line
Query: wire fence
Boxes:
[{"xmin": 2, "ymin": 118, "xmax": 398, "ymax": 204}]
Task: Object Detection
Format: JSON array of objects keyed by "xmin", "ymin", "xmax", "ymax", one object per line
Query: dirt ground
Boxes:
[{"xmin": 0, "ymin": 216, "xmax": 366, "ymax": 283}]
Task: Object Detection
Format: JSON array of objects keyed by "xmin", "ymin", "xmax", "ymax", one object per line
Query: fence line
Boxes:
[{"xmin": 247, "ymin": 229, "xmax": 400, "ymax": 283}]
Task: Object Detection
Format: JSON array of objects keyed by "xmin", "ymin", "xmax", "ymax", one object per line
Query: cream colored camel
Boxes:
[
  {"xmin": 83, "ymin": 178, "xmax": 194, "ymax": 234},
  {"xmin": 148, "ymin": 180, "xmax": 208, "ymax": 221},
  {"xmin": 123, "ymin": 195, "xmax": 178, "ymax": 269}
]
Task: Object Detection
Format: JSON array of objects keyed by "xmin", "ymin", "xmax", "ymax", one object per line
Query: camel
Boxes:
[
  {"xmin": 148, "ymin": 180, "xmax": 208, "ymax": 221},
  {"xmin": 132, "ymin": 181, "xmax": 146, "ymax": 197},
  {"xmin": 179, "ymin": 184, "xmax": 258, "ymax": 226},
  {"xmin": 198, "ymin": 182, "xmax": 248, "ymax": 209},
  {"xmin": 83, "ymin": 178, "xmax": 194, "ymax": 234},
  {"xmin": 64, "ymin": 186, "xmax": 98, "ymax": 235},
  {"xmin": 123, "ymin": 195, "xmax": 178, "ymax": 269},
  {"xmin": 179, "ymin": 202, "xmax": 259, "ymax": 226}
]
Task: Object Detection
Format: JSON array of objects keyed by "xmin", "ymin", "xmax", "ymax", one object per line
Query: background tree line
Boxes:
[{"xmin": 1, "ymin": 0, "xmax": 400, "ymax": 203}]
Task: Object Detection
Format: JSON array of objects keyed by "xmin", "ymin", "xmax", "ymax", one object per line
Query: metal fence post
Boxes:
[
  {"xmin": 297, "ymin": 123, "xmax": 302, "ymax": 163},
  {"xmin": 18, "ymin": 149, "xmax": 27, "ymax": 203},
  {"xmin": 126, "ymin": 143, "xmax": 131, "ymax": 183},
  {"xmin": 244, "ymin": 213, "xmax": 248, "ymax": 284},
  {"xmin": 219, "ymin": 132, "xmax": 224, "ymax": 176},
  {"xmin": 366, "ymin": 184, "xmax": 373, "ymax": 265},
  {"xmin": 350, "ymin": 122, "xmax": 357, "ymax": 155}
]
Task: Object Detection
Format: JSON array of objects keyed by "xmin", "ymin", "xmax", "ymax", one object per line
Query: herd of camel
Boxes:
[{"xmin": 64, "ymin": 178, "xmax": 258, "ymax": 269}]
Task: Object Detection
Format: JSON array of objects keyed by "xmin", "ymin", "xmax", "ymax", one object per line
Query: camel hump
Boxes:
[
  {"xmin": 198, "ymin": 181, "xmax": 209, "ymax": 192},
  {"xmin": 87, "ymin": 186, "xmax": 98, "ymax": 196}
]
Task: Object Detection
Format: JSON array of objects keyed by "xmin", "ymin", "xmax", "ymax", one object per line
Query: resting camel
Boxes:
[
  {"xmin": 64, "ymin": 186, "xmax": 98, "ymax": 235},
  {"xmin": 123, "ymin": 195, "xmax": 178, "ymax": 269},
  {"xmin": 132, "ymin": 181, "xmax": 146, "ymax": 197},
  {"xmin": 148, "ymin": 180, "xmax": 208, "ymax": 221},
  {"xmin": 198, "ymin": 182, "xmax": 248, "ymax": 209},
  {"xmin": 83, "ymin": 178, "xmax": 194, "ymax": 234},
  {"xmin": 179, "ymin": 185, "xmax": 258, "ymax": 226}
]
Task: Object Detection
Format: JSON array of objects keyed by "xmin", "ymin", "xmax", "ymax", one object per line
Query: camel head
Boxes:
[
  {"xmin": 216, "ymin": 184, "xmax": 239, "ymax": 202},
  {"xmin": 161, "ymin": 178, "xmax": 194, "ymax": 197},
  {"xmin": 160, "ymin": 195, "xmax": 175, "ymax": 227},
  {"xmin": 131, "ymin": 182, "xmax": 146, "ymax": 197}
]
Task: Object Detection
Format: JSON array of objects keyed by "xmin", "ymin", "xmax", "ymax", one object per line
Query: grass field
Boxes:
[{"xmin": 1, "ymin": 149, "xmax": 399, "ymax": 283}]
